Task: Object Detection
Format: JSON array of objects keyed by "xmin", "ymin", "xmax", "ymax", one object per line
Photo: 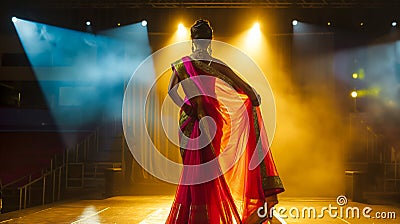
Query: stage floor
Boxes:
[{"xmin": 0, "ymin": 195, "xmax": 398, "ymax": 223}]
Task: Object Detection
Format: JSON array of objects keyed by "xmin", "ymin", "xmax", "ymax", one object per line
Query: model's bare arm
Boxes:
[
  {"xmin": 168, "ymin": 71, "xmax": 184, "ymax": 106},
  {"xmin": 168, "ymin": 71, "xmax": 195, "ymax": 116}
]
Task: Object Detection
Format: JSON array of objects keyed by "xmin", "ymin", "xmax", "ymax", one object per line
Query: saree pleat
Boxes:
[{"xmin": 166, "ymin": 56, "xmax": 284, "ymax": 224}]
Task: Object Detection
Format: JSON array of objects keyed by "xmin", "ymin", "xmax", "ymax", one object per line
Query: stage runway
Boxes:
[{"xmin": 0, "ymin": 195, "xmax": 398, "ymax": 223}]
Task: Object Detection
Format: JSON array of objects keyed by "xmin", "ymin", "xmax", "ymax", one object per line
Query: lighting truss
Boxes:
[{"xmin": 25, "ymin": 0, "xmax": 400, "ymax": 9}]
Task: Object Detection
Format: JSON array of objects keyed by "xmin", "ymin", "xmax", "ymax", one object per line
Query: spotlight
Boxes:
[
  {"xmin": 117, "ymin": 23, "xmax": 121, "ymax": 26},
  {"xmin": 352, "ymin": 73, "xmax": 358, "ymax": 79},
  {"xmin": 292, "ymin": 20, "xmax": 298, "ymax": 26},
  {"xmin": 392, "ymin": 21, "xmax": 397, "ymax": 27},
  {"xmin": 360, "ymin": 22, "xmax": 364, "ymax": 26},
  {"xmin": 174, "ymin": 22, "xmax": 189, "ymax": 41},
  {"xmin": 12, "ymin": 17, "xmax": 17, "ymax": 23},
  {"xmin": 249, "ymin": 22, "xmax": 261, "ymax": 36},
  {"xmin": 177, "ymin": 23, "xmax": 186, "ymax": 37},
  {"xmin": 327, "ymin": 22, "xmax": 331, "ymax": 26},
  {"xmin": 141, "ymin": 20, "xmax": 147, "ymax": 27},
  {"xmin": 246, "ymin": 22, "xmax": 262, "ymax": 46},
  {"xmin": 253, "ymin": 22, "xmax": 260, "ymax": 30},
  {"xmin": 351, "ymin": 90, "xmax": 358, "ymax": 98},
  {"xmin": 86, "ymin": 21, "xmax": 91, "ymax": 26}
]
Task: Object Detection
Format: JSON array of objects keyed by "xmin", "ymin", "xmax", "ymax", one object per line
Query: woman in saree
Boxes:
[{"xmin": 166, "ymin": 19, "xmax": 284, "ymax": 224}]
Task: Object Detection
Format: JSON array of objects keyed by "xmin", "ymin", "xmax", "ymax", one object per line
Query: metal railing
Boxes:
[
  {"xmin": 383, "ymin": 150, "xmax": 399, "ymax": 192},
  {"xmin": 348, "ymin": 113, "xmax": 399, "ymax": 192},
  {"xmin": 0, "ymin": 153, "xmax": 65, "ymax": 212},
  {"xmin": 65, "ymin": 129, "xmax": 98, "ymax": 188},
  {"xmin": 64, "ymin": 124, "xmax": 123, "ymax": 188},
  {"xmin": 17, "ymin": 162, "xmax": 63, "ymax": 210},
  {"xmin": 2, "ymin": 174, "xmax": 32, "ymax": 189},
  {"xmin": 1, "ymin": 121, "xmax": 123, "ymax": 212}
]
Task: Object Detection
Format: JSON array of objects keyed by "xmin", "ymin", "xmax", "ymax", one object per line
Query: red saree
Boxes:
[{"xmin": 166, "ymin": 56, "xmax": 284, "ymax": 224}]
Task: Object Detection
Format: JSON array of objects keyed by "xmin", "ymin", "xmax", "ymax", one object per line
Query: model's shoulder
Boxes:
[
  {"xmin": 171, "ymin": 58, "xmax": 183, "ymax": 66},
  {"xmin": 211, "ymin": 57, "xmax": 228, "ymax": 67},
  {"xmin": 171, "ymin": 56, "xmax": 191, "ymax": 66},
  {"xmin": 211, "ymin": 57, "xmax": 224, "ymax": 64}
]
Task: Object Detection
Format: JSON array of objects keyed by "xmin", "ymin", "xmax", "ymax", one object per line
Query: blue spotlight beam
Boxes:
[{"xmin": 13, "ymin": 18, "xmax": 152, "ymax": 131}]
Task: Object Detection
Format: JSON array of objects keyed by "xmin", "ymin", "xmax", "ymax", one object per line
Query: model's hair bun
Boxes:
[{"xmin": 190, "ymin": 19, "xmax": 213, "ymax": 40}]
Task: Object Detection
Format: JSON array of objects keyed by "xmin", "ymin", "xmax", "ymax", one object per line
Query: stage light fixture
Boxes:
[
  {"xmin": 117, "ymin": 23, "xmax": 121, "ymax": 26},
  {"xmin": 249, "ymin": 22, "xmax": 261, "ymax": 36},
  {"xmin": 243, "ymin": 22, "xmax": 262, "ymax": 53},
  {"xmin": 171, "ymin": 22, "xmax": 189, "ymax": 42},
  {"xmin": 360, "ymin": 22, "xmax": 364, "ymax": 26},
  {"xmin": 327, "ymin": 22, "xmax": 331, "ymax": 26},
  {"xmin": 142, "ymin": 20, "xmax": 147, "ymax": 27},
  {"xmin": 392, "ymin": 21, "xmax": 397, "ymax": 27},
  {"xmin": 12, "ymin": 17, "xmax": 17, "ymax": 23},
  {"xmin": 292, "ymin": 20, "xmax": 298, "ymax": 26},
  {"xmin": 351, "ymin": 90, "xmax": 358, "ymax": 98},
  {"xmin": 86, "ymin": 21, "xmax": 91, "ymax": 26},
  {"xmin": 352, "ymin": 73, "xmax": 358, "ymax": 79},
  {"xmin": 177, "ymin": 23, "xmax": 186, "ymax": 37},
  {"xmin": 253, "ymin": 22, "xmax": 260, "ymax": 30}
]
